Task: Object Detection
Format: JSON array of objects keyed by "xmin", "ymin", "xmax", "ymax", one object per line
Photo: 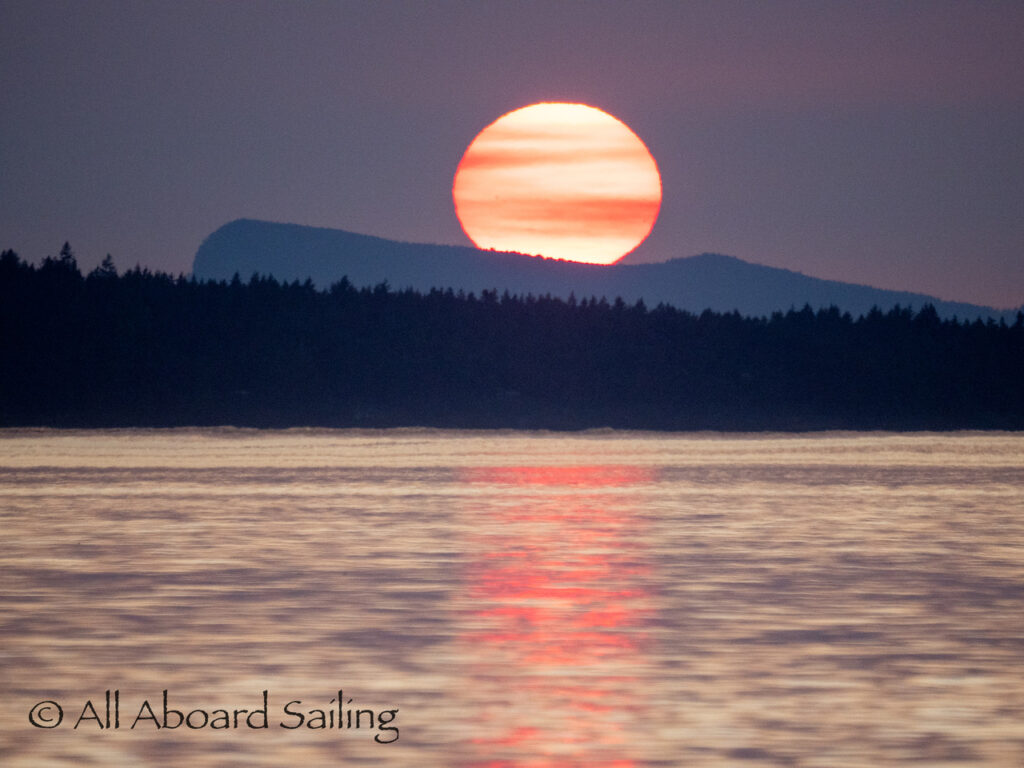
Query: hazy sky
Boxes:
[{"xmin": 2, "ymin": 1, "xmax": 1022, "ymax": 307}]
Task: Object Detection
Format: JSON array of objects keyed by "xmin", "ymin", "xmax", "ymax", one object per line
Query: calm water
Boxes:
[{"xmin": 1, "ymin": 429, "xmax": 1022, "ymax": 767}]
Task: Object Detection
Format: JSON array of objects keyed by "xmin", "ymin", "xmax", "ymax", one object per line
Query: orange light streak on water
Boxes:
[{"xmin": 457, "ymin": 466, "xmax": 656, "ymax": 767}]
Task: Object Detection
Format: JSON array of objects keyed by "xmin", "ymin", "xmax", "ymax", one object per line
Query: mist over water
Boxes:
[{"xmin": 1, "ymin": 430, "xmax": 1022, "ymax": 766}]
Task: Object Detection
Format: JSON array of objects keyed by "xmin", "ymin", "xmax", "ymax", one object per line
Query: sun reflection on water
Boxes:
[{"xmin": 457, "ymin": 466, "xmax": 656, "ymax": 767}]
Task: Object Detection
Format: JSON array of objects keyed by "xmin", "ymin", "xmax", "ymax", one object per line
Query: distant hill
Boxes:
[{"xmin": 193, "ymin": 219, "xmax": 1018, "ymax": 321}]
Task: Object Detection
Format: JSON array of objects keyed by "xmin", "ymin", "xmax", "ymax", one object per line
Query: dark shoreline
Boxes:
[{"xmin": 3, "ymin": 247, "xmax": 1022, "ymax": 432}]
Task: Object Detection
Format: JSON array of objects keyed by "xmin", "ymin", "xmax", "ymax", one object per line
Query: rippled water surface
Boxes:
[{"xmin": 1, "ymin": 429, "xmax": 1023, "ymax": 766}]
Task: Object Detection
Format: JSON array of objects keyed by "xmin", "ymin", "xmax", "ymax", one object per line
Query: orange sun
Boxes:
[{"xmin": 452, "ymin": 102, "xmax": 662, "ymax": 265}]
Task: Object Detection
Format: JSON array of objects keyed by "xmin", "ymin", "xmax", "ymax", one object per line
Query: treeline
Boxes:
[{"xmin": 1, "ymin": 245, "xmax": 1022, "ymax": 430}]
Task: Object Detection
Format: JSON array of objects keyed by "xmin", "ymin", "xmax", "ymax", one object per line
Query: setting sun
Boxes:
[{"xmin": 452, "ymin": 102, "xmax": 662, "ymax": 265}]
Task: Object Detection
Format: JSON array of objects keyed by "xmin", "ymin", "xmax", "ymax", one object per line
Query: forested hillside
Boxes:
[{"xmin": 3, "ymin": 246, "xmax": 1022, "ymax": 430}]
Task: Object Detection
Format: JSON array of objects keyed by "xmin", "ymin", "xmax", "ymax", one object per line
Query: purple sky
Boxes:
[{"xmin": 2, "ymin": 1, "xmax": 1022, "ymax": 307}]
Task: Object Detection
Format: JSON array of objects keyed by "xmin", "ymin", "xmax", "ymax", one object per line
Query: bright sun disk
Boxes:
[{"xmin": 452, "ymin": 102, "xmax": 662, "ymax": 265}]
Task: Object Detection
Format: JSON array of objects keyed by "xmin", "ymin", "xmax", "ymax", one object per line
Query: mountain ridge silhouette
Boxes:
[{"xmin": 192, "ymin": 219, "xmax": 1017, "ymax": 321}]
